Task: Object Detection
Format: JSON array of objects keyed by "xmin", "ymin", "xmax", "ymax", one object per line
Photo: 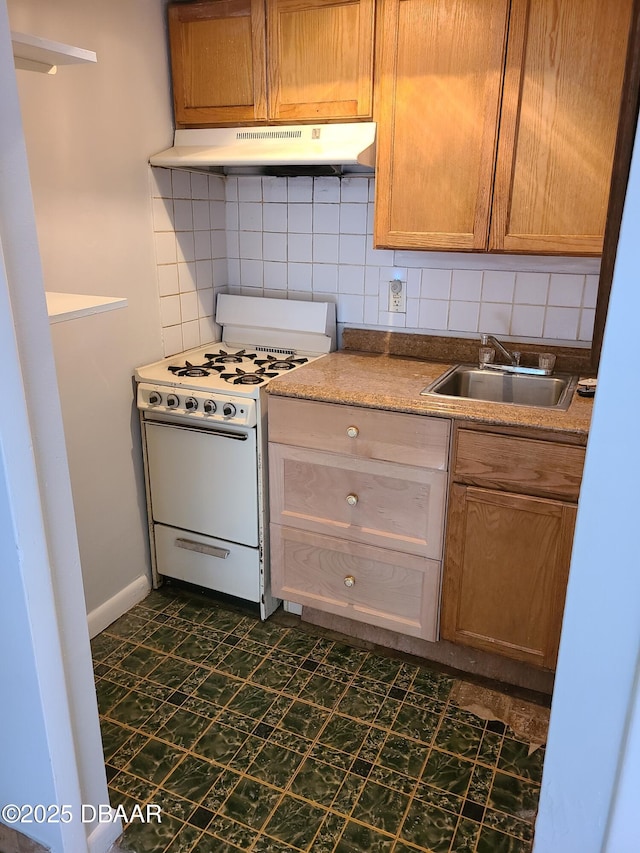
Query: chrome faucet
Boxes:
[{"xmin": 481, "ymin": 334, "xmax": 520, "ymax": 366}]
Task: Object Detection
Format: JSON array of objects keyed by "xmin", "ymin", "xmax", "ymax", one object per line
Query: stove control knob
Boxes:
[
  {"xmin": 148, "ymin": 392, "xmax": 162, "ymax": 406},
  {"xmin": 185, "ymin": 397, "xmax": 198, "ymax": 411},
  {"xmin": 203, "ymin": 400, "xmax": 217, "ymax": 415},
  {"xmin": 166, "ymin": 394, "xmax": 179, "ymax": 409},
  {"xmin": 222, "ymin": 403, "xmax": 236, "ymax": 418}
]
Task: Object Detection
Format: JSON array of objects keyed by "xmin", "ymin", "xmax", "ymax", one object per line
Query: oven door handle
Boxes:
[{"xmin": 175, "ymin": 538, "xmax": 230, "ymax": 559}]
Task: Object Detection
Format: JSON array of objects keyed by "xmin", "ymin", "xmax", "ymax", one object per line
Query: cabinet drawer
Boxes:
[
  {"xmin": 271, "ymin": 525, "xmax": 441, "ymax": 640},
  {"xmin": 268, "ymin": 396, "xmax": 450, "ymax": 469},
  {"xmin": 269, "ymin": 444, "xmax": 447, "ymax": 558},
  {"xmin": 454, "ymin": 429, "xmax": 585, "ymax": 500}
]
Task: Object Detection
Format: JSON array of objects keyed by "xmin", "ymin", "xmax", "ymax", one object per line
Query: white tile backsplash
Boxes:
[{"xmin": 151, "ymin": 168, "xmax": 600, "ymax": 352}]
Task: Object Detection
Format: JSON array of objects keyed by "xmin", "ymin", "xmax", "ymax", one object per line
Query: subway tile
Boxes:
[
  {"xmin": 157, "ymin": 264, "xmax": 179, "ymax": 297},
  {"xmin": 173, "ymin": 199, "xmax": 194, "ymax": 231},
  {"xmin": 313, "ymin": 203, "xmax": 340, "ymax": 234},
  {"xmin": 288, "ymin": 203, "xmax": 313, "ymax": 233},
  {"xmin": 288, "ymin": 262, "xmax": 313, "ymax": 291},
  {"xmin": 378, "ymin": 309, "xmax": 406, "ymax": 328},
  {"xmin": 239, "ymin": 259, "xmax": 264, "ymax": 287},
  {"xmin": 154, "ymin": 231, "xmax": 177, "ymax": 264},
  {"xmin": 340, "ymin": 203, "xmax": 368, "ymax": 235},
  {"xmin": 479, "ymin": 302, "xmax": 512, "ymax": 336},
  {"xmin": 482, "ymin": 270, "xmax": 516, "ymax": 303},
  {"xmin": 341, "ymin": 176, "xmax": 370, "ymax": 202},
  {"xmin": 364, "ymin": 266, "xmax": 380, "ymax": 295},
  {"xmin": 583, "ymin": 274, "xmax": 599, "ymax": 309},
  {"xmin": 579, "ymin": 308, "xmax": 596, "ymax": 342},
  {"xmin": 451, "ymin": 270, "xmax": 483, "ymax": 302},
  {"xmin": 514, "ymin": 272, "xmax": 550, "ymax": 305},
  {"xmin": 405, "ymin": 297, "xmax": 420, "ymax": 328},
  {"xmin": 190, "ymin": 172, "xmax": 209, "ymax": 200},
  {"xmin": 225, "ymin": 176, "xmax": 238, "ymax": 201},
  {"xmin": 225, "ymin": 202, "xmax": 239, "ymax": 231},
  {"xmin": 364, "ymin": 294, "xmax": 378, "ymax": 324},
  {"xmin": 162, "ymin": 324, "xmax": 184, "ymax": 357},
  {"xmin": 194, "ymin": 231, "xmax": 212, "ymax": 261},
  {"xmin": 368, "ymin": 177, "xmax": 376, "ymax": 202},
  {"xmin": 407, "ymin": 269, "xmax": 421, "ymax": 299},
  {"xmin": 313, "ymin": 264, "xmax": 339, "ymax": 293},
  {"xmin": 211, "ymin": 230, "xmax": 227, "ymax": 260},
  {"xmin": 543, "ymin": 306, "xmax": 580, "ymax": 340},
  {"xmin": 239, "ymin": 202, "xmax": 263, "ymax": 232},
  {"xmin": 182, "ymin": 319, "xmax": 201, "ymax": 350},
  {"xmin": 263, "ymin": 203, "xmax": 288, "ymax": 233},
  {"xmin": 212, "ymin": 259, "xmax": 228, "ymax": 287},
  {"xmin": 288, "ymin": 177, "xmax": 314, "ymax": 202},
  {"xmin": 510, "ymin": 304, "xmax": 545, "ymax": 338},
  {"xmin": 288, "ymin": 233, "xmax": 313, "ymax": 263},
  {"xmin": 263, "ymin": 261, "xmax": 288, "ymax": 290},
  {"xmin": 192, "ymin": 200, "xmax": 210, "ymax": 231},
  {"xmin": 180, "ymin": 291, "xmax": 199, "ymax": 323},
  {"xmin": 339, "ymin": 235, "xmax": 367, "ymax": 266},
  {"xmin": 225, "ymin": 231, "xmax": 240, "ymax": 259},
  {"xmin": 178, "ymin": 262, "xmax": 197, "ymax": 293},
  {"xmin": 313, "ymin": 234, "xmax": 339, "ymax": 264},
  {"xmin": 160, "ymin": 294, "xmax": 181, "ymax": 327},
  {"xmin": 262, "ymin": 176, "xmax": 288, "ymax": 202},
  {"xmin": 171, "ymin": 169, "xmax": 191, "ymax": 199},
  {"xmin": 449, "ymin": 300, "xmax": 480, "ymax": 333},
  {"xmin": 152, "ymin": 197, "xmax": 174, "ymax": 232},
  {"xmin": 421, "ymin": 269, "xmax": 452, "ymax": 300},
  {"xmin": 199, "ymin": 315, "xmax": 218, "ymax": 343},
  {"xmin": 209, "ymin": 200, "xmax": 226, "ymax": 228},
  {"xmin": 208, "ymin": 175, "xmax": 225, "ymax": 201},
  {"xmin": 176, "ymin": 232, "xmax": 196, "ymax": 263},
  {"xmin": 314, "ymin": 176, "xmax": 341, "ymax": 202},
  {"xmin": 418, "ymin": 299, "xmax": 449, "ymax": 331},
  {"xmin": 197, "ymin": 288, "xmax": 214, "ymax": 318},
  {"xmin": 338, "ymin": 265, "xmax": 365, "ymax": 294},
  {"xmin": 195, "ymin": 260, "xmax": 213, "ymax": 290},
  {"xmin": 338, "ymin": 293, "xmax": 365, "ymax": 324},
  {"xmin": 227, "ymin": 258, "xmax": 241, "ymax": 287},
  {"xmin": 365, "ymin": 238, "xmax": 394, "ymax": 267},
  {"xmin": 150, "ymin": 166, "xmax": 172, "ymax": 199},
  {"xmin": 263, "ymin": 232, "xmax": 288, "ymax": 263},
  {"xmin": 239, "ymin": 231, "xmax": 263, "ymax": 261},
  {"xmin": 366, "ymin": 202, "xmax": 375, "ymax": 236},
  {"xmin": 548, "ymin": 274, "xmax": 584, "ymax": 307},
  {"xmin": 238, "ymin": 176, "xmax": 263, "ymax": 202}
]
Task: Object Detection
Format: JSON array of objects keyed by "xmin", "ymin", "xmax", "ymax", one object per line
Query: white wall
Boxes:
[
  {"xmin": 8, "ymin": 0, "xmax": 172, "ymax": 624},
  {"xmin": 534, "ymin": 118, "xmax": 640, "ymax": 851}
]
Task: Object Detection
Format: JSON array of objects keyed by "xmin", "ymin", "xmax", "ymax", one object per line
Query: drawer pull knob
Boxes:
[
  {"xmin": 344, "ymin": 575, "xmax": 355, "ymax": 588},
  {"xmin": 346, "ymin": 426, "xmax": 359, "ymax": 438},
  {"xmin": 346, "ymin": 493, "xmax": 358, "ymax": 506}
]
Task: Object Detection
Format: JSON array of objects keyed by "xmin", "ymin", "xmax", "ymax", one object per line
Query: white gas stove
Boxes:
[{"xmin": 135, "ymin": 294, "xmax": 335, "ymax": 618}]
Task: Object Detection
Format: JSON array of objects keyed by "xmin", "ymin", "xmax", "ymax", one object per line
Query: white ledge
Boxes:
[
  {"xmin": 46, "ymin": 292, "xmax": 127, "ymax": 324},
  {"xmin": 12, "ymin": 31, "xmax": 97, "ymax": 74}
]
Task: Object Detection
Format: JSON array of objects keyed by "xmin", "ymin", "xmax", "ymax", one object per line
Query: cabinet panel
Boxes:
[
  {"xmin": 454, "ymin": 429, "xmax": 585, "ymax": 501},
  {"xmin": 374, "ymin": 0, "xmax": 510, "ymax": 250},
  {"xmin": 441, "ymin": 485, "xmax": 576, "ymax": 668},
  {"xmin": 267, "ymin": 0, "xmax": 374, "ymax": 120},
  {"xmin": 271, "ymin": 524, "xmax": 441, "ymax": 639},
  {"xmin": 268, "ymin": 396, "xmax": 450, "ymax": 469},
  {"xmin": 269, "ymin": 443, "xmax": 447, "ymax": 557},
  {"xmin": 490, "ymin": 0, "xmax": 633, "ymax": 254},
  {"xmin": 168, "ymin": 0, "xmax": 267, "ymax": 126}
]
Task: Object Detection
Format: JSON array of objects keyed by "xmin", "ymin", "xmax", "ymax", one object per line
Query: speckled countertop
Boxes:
[{"xmin": 267, "ymin": 351, "xmax": 592, "ymax": 440}]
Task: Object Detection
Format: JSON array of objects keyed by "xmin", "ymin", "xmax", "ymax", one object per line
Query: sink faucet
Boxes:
[{"xmin": 481, "ymin": 333, "xmax": 520, "ymax": 366}]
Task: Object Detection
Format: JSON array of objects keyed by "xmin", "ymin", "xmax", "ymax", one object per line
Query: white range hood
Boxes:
[{"xmin": 149, "ymin": 122, "xmax": 376, "ymax": 175}]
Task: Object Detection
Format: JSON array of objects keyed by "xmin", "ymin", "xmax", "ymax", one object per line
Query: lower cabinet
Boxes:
[
  {"xmin": 268, "ymin": 396, "xmax": 451, "ymax": 641},
  {"xmin": 440, "ymin": 426, "xmax": 586, "ymax": 669}
]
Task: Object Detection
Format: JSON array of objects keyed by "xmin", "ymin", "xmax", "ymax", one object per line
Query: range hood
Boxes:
[{"xmin": 149, "ymin": 122, "xmax": 376, "ymax": 176}]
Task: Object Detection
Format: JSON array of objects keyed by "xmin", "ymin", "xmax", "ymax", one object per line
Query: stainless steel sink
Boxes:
[{"xmin": 421, "ymin": 365, "xmax": 578, "ymax": 410}]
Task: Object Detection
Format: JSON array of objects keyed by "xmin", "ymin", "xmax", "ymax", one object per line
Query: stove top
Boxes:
[{"xmin": 136, "ymin": 343, "xmax": 319, "ymax": 397}]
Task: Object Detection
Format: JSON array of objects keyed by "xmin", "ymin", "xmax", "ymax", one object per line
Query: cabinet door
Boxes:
[
  {"xmin": 374, "ymin": 0, "xmax": 510, "ymax": 250},
  {"xmin": 441, "ymin": 484, "xmax": 576, "ymax": 669},
  {"xmin": 490, "ymin": 0, "xmax": 633, "ymax": 255},
  {"xmin": 266, "ymin": 0, "xmax": 374, "ymax": 121},
  {"xmin": 168, "ymin": 0, "xmax": 267, "ymax": 126}
]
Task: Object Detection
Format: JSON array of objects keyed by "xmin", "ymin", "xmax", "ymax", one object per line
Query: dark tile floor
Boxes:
[{"xmin": 92, "ymin": 586, "xmax": 544, "ymax": 853}]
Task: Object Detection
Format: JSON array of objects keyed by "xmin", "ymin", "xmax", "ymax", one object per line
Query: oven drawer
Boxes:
[
  {"xmin": 269, "ymin": 444, "xmax": 447, "ymax": 558},
  {"xmin": 268, "ymin": 396, "xmax": 450, "ymax": 469},
  {"xmin": 154, "ymin": 524, "xmax": 261, "ymax": 602},
  {"xmin": 271, "ymin": 525, "xmax": 441, "ymax": 640}
]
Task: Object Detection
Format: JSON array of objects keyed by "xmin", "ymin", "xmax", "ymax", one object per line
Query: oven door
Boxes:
[{"xmin": 144, "ymin": 419, "xmax": 259, "ymax": 547}]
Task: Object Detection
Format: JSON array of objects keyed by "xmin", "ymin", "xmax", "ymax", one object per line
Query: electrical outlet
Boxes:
[{"xmin": 388, "ymin": 279, "xmax": 406, "ymax": 313}]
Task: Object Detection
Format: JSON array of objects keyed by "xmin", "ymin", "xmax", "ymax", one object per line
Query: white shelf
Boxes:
[
  {"xmin": 11, "ymin": 31, "xmax": 97, "ymax": 74},
  {"xmin": 46, "ymin": 293, "xmax": 127, "ymax": 324}
]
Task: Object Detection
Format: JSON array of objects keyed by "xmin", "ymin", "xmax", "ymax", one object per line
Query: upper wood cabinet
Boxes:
[
  {"xmin": 374, "ymin": 0, "xmax": 633, "ymax": 255},
  {"xmin": 168, "ymin": 0, "xmax": 375, "ymax": 127}
]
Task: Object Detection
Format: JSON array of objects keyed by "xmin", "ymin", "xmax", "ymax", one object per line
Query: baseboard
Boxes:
[
  {"xmin": 87, "ymin": 815, "xmax": 122, "ymax": 853},
  {"xmin": 87, "ymin": 574, "xmax": 150, "ymax": 639}
]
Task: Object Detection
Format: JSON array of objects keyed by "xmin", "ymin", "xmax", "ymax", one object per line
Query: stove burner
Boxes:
[
  {"xmin": 220, "ymin": 367, "xmax": 279, "ymax": 385},
  {"xmin": 254, "ymin": 355, "xmax": 309, "ymax": 371},
  {"xmin": 168, "ymin": 360, "xmax": 225, "ymax": 378},
  {"xmin": 204, "ymin": 349, "xmax": 258, "ymax": 364}
]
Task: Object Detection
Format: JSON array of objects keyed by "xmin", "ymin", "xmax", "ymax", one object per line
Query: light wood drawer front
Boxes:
[
  {"xmin": 268, "ymin": 396, "xmax": 450, "ymax": 469},
  {"xmin": 269, "ymin": 444, "xmax": 447, "ymax": 558},
  {"xmin": 271, "ymin": 525, "xmax": 441, "ymax": 640},
  {"xmin": 454, "ymin": 430, "xmax": 585, "ymax": 501}
]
